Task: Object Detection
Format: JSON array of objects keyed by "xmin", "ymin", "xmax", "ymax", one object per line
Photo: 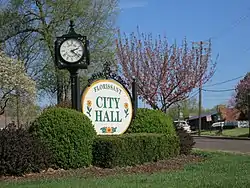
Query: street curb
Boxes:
[
  {"xmin": 192, "ymin": 135, "xmax": 250, "ymax": 141},
  {"xmin": 193, "ymin": 148, "xmax": 250, "ymax": 155}
]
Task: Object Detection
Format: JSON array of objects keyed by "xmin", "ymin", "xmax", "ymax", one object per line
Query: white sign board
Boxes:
[
  {"xmin": 206, "ymin": 115, "xmax": 212, "ymax": 122},
  {"xmin": 81, "ymin": 79, "xmax": 133, "ymax": 135}
]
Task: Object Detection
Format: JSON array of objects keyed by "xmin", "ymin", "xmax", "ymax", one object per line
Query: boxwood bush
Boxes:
[
  {"xmin": 0, "ymin": 126, "xmax": 51, "ymax": 176},
  {"xmin": 92, "ymin": 133, "xmax": 180, "ymax": 168},
  {"xmin": 126, "ymin": 108, "xmax": 175, "ymax": 135},
  {"xmin": 29, "ymin": 107, "xmax": 96, "ymax": 169}
]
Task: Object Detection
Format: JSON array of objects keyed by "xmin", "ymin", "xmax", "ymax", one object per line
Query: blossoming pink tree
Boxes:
[
  {"xmin": 233, "ymin": 73, "xmax": 250, "ymax": 115},
  {"xmin": 116, "ymin": 30, "xmax": 216, "ymax": 112}
]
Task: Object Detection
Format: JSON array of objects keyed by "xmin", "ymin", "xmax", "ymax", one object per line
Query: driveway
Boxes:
[{"xmin": 194, "ymin": 137, "xmax": 250, "ymax": 153}]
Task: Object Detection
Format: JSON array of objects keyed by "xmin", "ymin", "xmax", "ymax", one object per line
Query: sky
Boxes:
[{"xmin": 118, "ymin": 0, "xmax": 250, "ymax": 109}]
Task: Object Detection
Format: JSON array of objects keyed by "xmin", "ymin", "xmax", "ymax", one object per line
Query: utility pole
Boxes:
[
  {"xmin": 198, "ymin": 83, "xmax": 202, "ymax": 136},
  {"xmin": 198, "ymin": 41, "xmax": 203, "ymax": 136},
  {"xmin": 248, "ymin": 94, "xmax": 250, "ymax": 138},
  {"xmin": 192, "ymin": 41, "xmax": 209, "ymax": 136},
  {"xmin": 178, "ymin": 104, "xmax": 180, "ymax": 121}
]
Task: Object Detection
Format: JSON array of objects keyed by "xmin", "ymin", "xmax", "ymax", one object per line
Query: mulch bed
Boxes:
[{"xmin": 0, "ymin": 154, "xmax": 205, "ymax": 182}]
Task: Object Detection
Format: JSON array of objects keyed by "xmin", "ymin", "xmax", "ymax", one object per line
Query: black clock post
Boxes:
[{"xmin": 54, "ymin": 20, "xmax": 90, "ymax": 111}]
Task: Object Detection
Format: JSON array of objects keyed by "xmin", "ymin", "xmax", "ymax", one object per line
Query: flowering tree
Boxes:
[
  {"xmin": 116, "ymin": 30, "xmax": 216, "ymax": 112},
  {"xmin": 233, "ymin": 73, "xmax": 250, "ymax": 115},
  {"xmin": 0, "ymin": 51, "xmax": 35, "ymax": 115}
]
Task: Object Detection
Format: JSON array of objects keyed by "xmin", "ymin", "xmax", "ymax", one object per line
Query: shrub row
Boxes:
[
  {"xmin": 128, "ymin": 108, "xmax": 195, "ymax": 155},
  {"xmin": 92, "ymin": 133, "xmax": 180, "ymax": 168},
  {"xmin": 0, "ymin": 107, "xmax": 194, "ymax": 176}
]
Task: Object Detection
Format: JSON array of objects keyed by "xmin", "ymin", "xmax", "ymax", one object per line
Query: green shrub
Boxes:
[
  {"xmin": 176, "ymin": 127, "xmax": 195, "ymax": 155},
  {"xmin": 29, "ymin": 107, "xmax": 96, "ymax": 169},
  {"xmin": 0, "ymin": 126, "xmax": 51, "ymax": 176},
  {"xmin": 92, "ymin": 133, "xmax": 180, "ymax": 168},
  {"xmin": 126, "ymin": 108, "xmax": 175, "ymax": 135}
]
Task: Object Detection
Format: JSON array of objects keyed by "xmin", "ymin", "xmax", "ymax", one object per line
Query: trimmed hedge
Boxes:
[
  {"xmin": 0, "ymin": 127, "xmax": 51, "ymax": 176},
  {"xmin": 92, "ymin": 133, "xmax": 180, "ymax": 168},
  {"xmin": 29, "ymin": 107, "xmax": 96, "ymax": 169},
  {"xmin": 126, "ymin": 108, "xmax": 175, "ymax": 135}
]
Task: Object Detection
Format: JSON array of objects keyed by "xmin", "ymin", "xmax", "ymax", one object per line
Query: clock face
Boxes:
[{"xmin": 59, "ymin": 39, "xmax": 84, "ymax": 63}]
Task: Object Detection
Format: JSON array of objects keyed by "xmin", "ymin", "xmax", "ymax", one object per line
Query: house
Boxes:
[
  {"xmin": 188, "ymin": 111, "xmax": 219, "ymax": 130},
  {"xmin": 188, "ymin": 105, "xmax": 247, "ymax": 130}
]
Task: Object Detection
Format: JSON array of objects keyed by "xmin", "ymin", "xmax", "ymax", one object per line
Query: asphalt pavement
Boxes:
[{"xmin": 194, "ymin": 137, "xmax": 250, "ymax": 153}]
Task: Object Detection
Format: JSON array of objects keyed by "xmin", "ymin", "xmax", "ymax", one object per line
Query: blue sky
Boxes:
[{"xmin": 118, "ymin": 0, "xmax": 250, "ymax": 109}]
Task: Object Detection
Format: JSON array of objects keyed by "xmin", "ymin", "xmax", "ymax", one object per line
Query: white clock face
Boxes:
[{"xmin": 59, "ymin": 39, "xmax": 84, "ymax": 63}]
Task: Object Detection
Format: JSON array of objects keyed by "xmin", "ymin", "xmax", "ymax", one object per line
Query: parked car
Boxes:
[
  {"xmin": 237, "ymin": 121, "xmax": 249, "ymax": 128},
  {"xmin": 173, "ymin": 120, "xmax": 191, "ymax": 133},
  {"xmin": 211, "ymin": 122, "xmax": 224, "ymax": 128}
]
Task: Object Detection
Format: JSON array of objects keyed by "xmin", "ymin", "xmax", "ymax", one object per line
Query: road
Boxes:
[{"xmin": 194, "ymin": 137, "xmax": 250, "ymax": 153}]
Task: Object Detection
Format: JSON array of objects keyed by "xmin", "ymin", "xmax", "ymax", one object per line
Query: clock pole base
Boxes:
[{"xmin": 69, "ymin": 69, "xmax": 80, "ymax": 111}]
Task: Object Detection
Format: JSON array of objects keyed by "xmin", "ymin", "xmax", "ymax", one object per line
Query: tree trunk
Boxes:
[
  {"xmin": 56, "ymin": 68, "xmax": 64, "ymax": 104},
  {"xmin": 16, "ymin": 91, "xmax": 20, "ymax": 128}
]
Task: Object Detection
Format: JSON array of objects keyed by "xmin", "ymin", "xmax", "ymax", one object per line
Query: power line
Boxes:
[
  {"xmin": 188, "ymin": 90, "xmax": 199, "ymax": 99},
  {"xmin": 211, "ymin": 9, "xmax": 250, "ymax": 41},
  {"xmin": 202, "ymin": 88, "xmax": 235, "ymax": 92},
  {"xmin": 190, "ymin": 8, "xmax": 250, "ymax": 44},
  {"xmin": 213, "ymin": 9, "xmax": 250, "ymax": 55},
  {"xmin": 203, "ymin": 75, "xmax": 243, "ymax": 87}
]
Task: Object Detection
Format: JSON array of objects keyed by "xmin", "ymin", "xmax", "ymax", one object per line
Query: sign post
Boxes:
[{"xmin": 132, "ymin": 77, "xmax": 138, "ymax": 117}]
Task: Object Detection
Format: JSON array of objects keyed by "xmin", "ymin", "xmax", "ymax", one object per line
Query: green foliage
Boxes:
[
  {"xmin": 167, "ymin": 98, "xmax": 217, "ymax": 120},
  {"xmin": 0, "ymin": 126, "xmax": 51, "ymax": 176},
  {"xmin": 92, "ymin": 133, "xmax": 180, "ymax": 168},
  {"xmin": 126, "ymin": 108, "xmax": 175, "ymax": 135},
  {"xmin": 5, "ymin": 96, "xmax": 41, "ymax": 126},
  {"xmin": 0, "ymin": 0, "xmax": 119, "ymax": 101},
  {"xmin": 176, "ymin": 128, "xmax": 195, "ymax": 155},
  {"xmin": 167, "ymin": 99, "xmax": 198, "ymax": 120},
  {"xmin": 29, "ymin": 107, "xmax": 96, "ymax": 169}
]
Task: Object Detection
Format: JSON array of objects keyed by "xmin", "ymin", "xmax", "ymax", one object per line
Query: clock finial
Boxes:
[{"xmin": 69, "ymin": 20, "xmax": 75, "ymax": 34}]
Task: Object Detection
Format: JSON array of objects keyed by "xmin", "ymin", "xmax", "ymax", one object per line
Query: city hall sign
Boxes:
[{"xmin": 81, "ymin": 79, "xmax": 133, "ymax": 135}]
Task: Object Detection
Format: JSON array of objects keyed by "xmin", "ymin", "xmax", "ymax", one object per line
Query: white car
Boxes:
[
  {"xmin": 174, "ymin": 120, "xmax": 191, "ymax": 133},
  {"xmin": 211, "ymin": 122, "xmax": 224, "ymax": 128}
]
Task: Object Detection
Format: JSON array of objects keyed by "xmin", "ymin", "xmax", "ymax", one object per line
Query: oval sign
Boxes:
[{"xmin": 81, "ymin": 79, "xmax": 133, "ymax": 135}]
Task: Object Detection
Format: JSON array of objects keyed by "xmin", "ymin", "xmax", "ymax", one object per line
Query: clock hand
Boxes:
[
  {"xmin": 71, "ymin": 47, "xmax": 79, "ymax": 52},
  {"xmin": 71, "ymin": 50, "xmax": 81, "ymax": 57}
]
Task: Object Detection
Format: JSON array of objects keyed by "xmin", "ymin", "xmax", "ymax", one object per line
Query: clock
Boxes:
[{"xmin": 59, "ymin": 38, "xmax": 84, "ymax": 63}]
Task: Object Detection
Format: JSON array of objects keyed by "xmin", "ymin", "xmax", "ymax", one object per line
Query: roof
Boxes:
[{"xmin": 188, "ymin": 111, "xmax": 218, "ymax": 120}]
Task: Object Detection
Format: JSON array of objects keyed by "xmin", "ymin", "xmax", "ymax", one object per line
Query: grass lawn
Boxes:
[
  {"xmin": 1, "ymin": 150, "xmax": 250, "ymax": 188},
  {"xmin": 201, "ymin": 128, "xmax": 249, "ymax": 137}
]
